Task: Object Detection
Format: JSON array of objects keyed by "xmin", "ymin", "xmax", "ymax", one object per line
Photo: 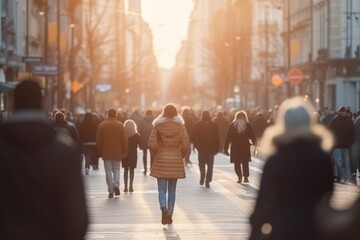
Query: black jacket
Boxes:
[
  {"xmin": 0, "ymin": 110, "xmax": 88, "ymax": 240},
  {"xmin": 249, "ymin": 138, "xmax": 334, "ymax": 240},
  {"xmin": 192, "ymin": 117, "xmax": 219, "ymax": 155},
  {"xmin": 328, "ymin": 114, "xmax": 355, "ymax": 148}
]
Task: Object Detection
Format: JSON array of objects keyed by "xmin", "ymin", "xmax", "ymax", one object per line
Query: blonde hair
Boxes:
[
  {"xmin": 232, "ymin": 110, "xmax": 249, "ymax": 123},
  {"xmin": 124, "ymin": 119, "xmax": 138, "ymax": 137}
]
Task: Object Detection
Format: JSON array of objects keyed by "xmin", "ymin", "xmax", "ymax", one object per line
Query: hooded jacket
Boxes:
[
  {"xmin": 0, "ymin": 110, "xmax": 88, "ymax": 240},
  {"xmin": 149, "ymin": 115, "xmax": 190, "ymax": 179}
]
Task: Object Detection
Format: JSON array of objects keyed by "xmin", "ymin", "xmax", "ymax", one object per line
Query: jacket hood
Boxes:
[
  {"xmin": 153, "ymin": 115, "xmax": 185, "ymax": 137},
  {"xmin": 260, "ymin": 97, "xmax": 333, "ymax": 156},
  {"xmin": 0, "ymin": 110, "xmax": 55, "ymax": 149}
]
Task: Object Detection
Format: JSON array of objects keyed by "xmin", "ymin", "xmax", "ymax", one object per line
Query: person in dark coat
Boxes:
[
  {"xmin": 53, "ymin": 111, "xmax": 83, "ymax": 157},
  {"xmin": 138, "ymin": 109, "xmax": 154, "ymax": 174},
  {"xmin": 249, "ymin": 97, "xmax": 334, "ymax": 240},
  {"xmin": 224, "ymin": 110, "xmax": 257, "ymax": 183},
  {"xmin": 0, "ymin": 79, "xmax": 88, "ymax": 240},
  {"xmin": 122, "ymin": 119, "xmax": 141, "ymax": 192},
  {"xmin": 79, "ymin": 111, "xmax": 99, "ymax": 174},
  {"xmin": 182, "ymin": 107, "xmax": 194, "ymax": 164},
  {"xmin": 213, "ymin": 111, "xmax": 230, "ymax": 153},
  {"xmin": 193, "ymin": 110, "xmax": 220, "ymax": 188},
  {"xmin": 328, "ymin": 106, "xmax": 355, "ymax": 183},
  {"xmin": 251, "ymin": 111, "xmax": 268, "ymax": 142}
]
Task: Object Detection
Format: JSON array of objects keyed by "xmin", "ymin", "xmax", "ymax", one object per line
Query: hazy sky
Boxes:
[{"xmin": 142, "ymin": 0, "xmax": 194, "ymax": 69}]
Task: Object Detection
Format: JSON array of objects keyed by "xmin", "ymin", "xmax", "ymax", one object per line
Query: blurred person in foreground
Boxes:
[
  {"xmin": 0, "ymin": 79, "xmax": 88, "ymax": 240},
  {"xmin": 224, "ymin": 110, "xmax": 257, "ymax": 183},
  {"xmin": 249, "ymin": 97, "xmax": 334, "ymax": 240},
  {"xmin": 149, "ymin": 104, "xmax": 190, "ymax": 225}
]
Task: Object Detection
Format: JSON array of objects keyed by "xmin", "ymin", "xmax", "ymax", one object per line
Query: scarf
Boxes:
[{"xmin": 234, "ymin": 119, "xmax": 246, "ymax": 133}]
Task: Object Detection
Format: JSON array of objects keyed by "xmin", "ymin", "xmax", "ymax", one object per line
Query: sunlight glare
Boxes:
[{"xmin": 142, "ymin": 0, "xmax": 194, "ymax": 69}]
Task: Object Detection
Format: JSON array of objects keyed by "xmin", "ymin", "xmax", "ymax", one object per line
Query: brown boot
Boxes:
[{"xmin": 166, "ymin": 214, "xmax": 173, "ymax": 224}]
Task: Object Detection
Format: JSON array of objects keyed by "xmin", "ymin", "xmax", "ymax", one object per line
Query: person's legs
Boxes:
[
  {"xmin": 205, "ymin": 155, "xmax": 214, "ymax": 184},
  {"xmin": 124, "ymin": 166, "xmax": 129, "ymax": 191},
  {"xmin": 342, "ymin": 149, "xmax": 352, "ymax": 182},
  {"xmin": 103, "ymin": 160, "xmax": 114, "ymax": 193},
  {"xmin": 167, "ymin": 179, "xmax": 178, "ymax": 215},
  {"xmin": 242, "ymin": 161, "xmax": 249, "ymax": 182},
  {"xmin": 83, "ymin": 145, "xmax": 91, "ymax": 172},
  {"xmin": 234, "ymin": 162, "xmax": 242, "ymax": 182},
  {"xmin": 198, "ymin": 152, "xmax": 206, "ymax": 185},
  {"xmin": 157, "ymin": 179, "xmax": 167, "ymax": 208},
  {"xmin": 112, "ymin": 160, "xmax": 120, "ymax": 189},
  {"xmin": 333, "ymin": 149, "xmax": 345, "ymax": 182},
  {"xmin": 129, "ymin": 167, "xmax": 134, "ymax": 192},
  {"xmin": 142, "ymin": 148, "xmax": 148, "ymax": 174}
]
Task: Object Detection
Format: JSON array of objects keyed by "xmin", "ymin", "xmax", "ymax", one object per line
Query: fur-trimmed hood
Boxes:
[
  {"xmin": 260, "ymin": 97, "xmax": 334, "ymax": 156},
  {"xmin": 152, "ymin": 115, "xmax": 185, "ymax": 137}
]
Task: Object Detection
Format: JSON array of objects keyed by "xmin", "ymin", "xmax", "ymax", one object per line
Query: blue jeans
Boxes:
[
  {"xmin": 157, "ymin": 179, "xmax": 177, "ymax": 214},
  {"xmin": 198, "ymin": 152, "xmax": 214, "ymax": 183},
  {"xmin": 333, "ymin": 148, "xmax": 351, "ymax": 181},
  {"xmin": 103, "ymin": 160, "xmax": 120, "ymax": 193}
]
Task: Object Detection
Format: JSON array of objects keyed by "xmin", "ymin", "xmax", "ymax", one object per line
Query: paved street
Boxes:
[{"xmin": 83, "ymin": 151, "xmax": 360, "ymax": 240}]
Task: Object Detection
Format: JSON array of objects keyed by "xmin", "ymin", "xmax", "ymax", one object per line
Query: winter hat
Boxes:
[{"xmin": 284, "ymin": 105, "xmax": 311, "ymax": 130}]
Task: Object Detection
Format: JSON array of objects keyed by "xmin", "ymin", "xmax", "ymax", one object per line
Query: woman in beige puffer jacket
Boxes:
[{"xmin": 149, "ymin": 104, "xmax": 190, "ymax": 225}]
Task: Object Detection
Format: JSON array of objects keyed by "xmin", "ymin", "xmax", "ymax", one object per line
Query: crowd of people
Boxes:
[{"xmin": 1, "ymin": 78, "xmax": 360, "ymax": 239}]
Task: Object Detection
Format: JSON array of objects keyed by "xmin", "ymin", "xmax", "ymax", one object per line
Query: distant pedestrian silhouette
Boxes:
[
  {"xmin": 192, "ymin": 110, "xmax": 220, "ymax": 188},
  {"xmin": 0, "ymin": 79, "xmax": 88, "ymax": 240},
  {"xmin": 249, "ymin": 97, "xmax": 334, "ymax": 240}
]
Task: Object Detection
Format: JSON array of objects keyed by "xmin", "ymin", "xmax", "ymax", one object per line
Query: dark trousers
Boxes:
[
  {"xmin": 234, "ymin": 161, "xmax": 249, "ymax": 179},
  {"xmin": 123, "ymin": 167, "xmax": 134, "ymax": 188},
  {"xmin": 198, "ymin": 152, "xmax": 214, "ymax": 183},
  {"xmin": 142, "ymin": 148, "xmax": 153, "ymax": 172},
  {"xmin": 83, "ymin": 145, "xmax": 98, "ymax": 169}
]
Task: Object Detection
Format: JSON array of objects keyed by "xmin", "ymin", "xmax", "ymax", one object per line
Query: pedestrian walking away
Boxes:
[
  {"xmin": 224, "ymin": 110, "xmax": 257, "ymax": 183},
  {"xmin": 149, "ymin": 103, "xmax": 190, "ymax": 225},
  {"xmin": 96, "ymin": 108, "xmax": 128, "ymax": 198},
  {"xmin": 122, "ymin": 119, "xmax": 141, "ymax": 192},
  {"xmin": 249, "ymin": 97, "xmax": 334, "ymax": 240},
  {"xmin": 192, "ymin": 110, "xmax": 220, "ymax": 188},
  {"xmin": 0, "ymin": 79, "xmax": 88, "ymax": 240},
  {"xmin": 79, "ymin": 111, "xmax": 99, "ymax": 175},
  {"xmin": 138, "ymin": 109, "xmax": 154, "ymax": 175}
]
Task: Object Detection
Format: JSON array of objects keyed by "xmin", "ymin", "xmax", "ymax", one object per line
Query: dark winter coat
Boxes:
[
  {"xmin": 78, "ymin": 112, "xmax": 98, "ymax": 143},
  {"xmin": 122, "ymin": 133, "xmax": 140, "ymax": 168},
  {"xmin": 213, "ymin": 114, "xmax": 230, "ymax": 152},
  {"xmin": 249, "ymin": 137, "xmax": 334, "ymax": 240},
  {"xmin": 192, "ymin": 117, "xmax": 219, "ymax": 155},
  {"xmin": 224, "ymin": 122, "xmax": 257, "ymax": 163},
  {"xmin": 0, "ymin": 110, "xmax": 88, "ymax": 240},
  {"xmin": 138, "ymin": 115, "xmax": 154, "ymax": 150},
  {"xmin": 328, "ymin": 114, "xmax": 355, "ymax": 148},
  {"xmin": 251, "ymin": 113, "xmax": 267, "ymax": 140},
  {"xmin": 53, "ymin": 118, "xmax": 83, "ymax": 154}
]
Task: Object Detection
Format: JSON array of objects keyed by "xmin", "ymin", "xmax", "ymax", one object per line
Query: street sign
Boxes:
[
  {"xmin": 287, "ymin": 68, "xmax": 304, "ymax": 85},
  {"xmin": 22, "ymin": 56, "xmax": 43, "ymax": 63},
  {"xmin": 33, "ymin": 64, "xmax": 58, "ymax": 75}
]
